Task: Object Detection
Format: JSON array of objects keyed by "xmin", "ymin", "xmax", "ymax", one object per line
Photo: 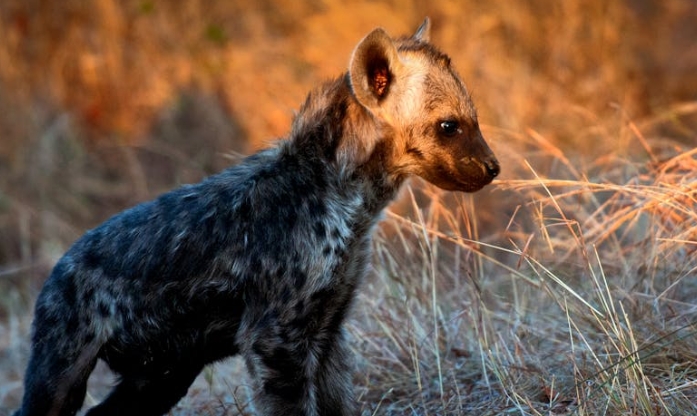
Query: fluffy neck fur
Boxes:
[{"xmin": 282, "ymin": 75, "xmax": 405, "ymax": 215}]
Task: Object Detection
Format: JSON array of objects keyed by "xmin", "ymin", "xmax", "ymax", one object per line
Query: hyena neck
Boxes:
[{"xmin": 287, "ymin": 75, "xmax": 404, "ymax": 215}]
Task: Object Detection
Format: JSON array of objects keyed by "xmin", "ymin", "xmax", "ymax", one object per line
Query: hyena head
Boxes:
[{"xmin": 349, "ymin": 18, "xmax": 500, "ymax": 192}]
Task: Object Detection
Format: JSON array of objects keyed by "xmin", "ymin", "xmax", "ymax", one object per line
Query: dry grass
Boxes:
[
  {"xmin": 1, "ymin": 0, "xmax": 696, "ymax": 415},
  {"xmin": 350, "ymin": 118, "xmax": 697, "ymax": 415}
]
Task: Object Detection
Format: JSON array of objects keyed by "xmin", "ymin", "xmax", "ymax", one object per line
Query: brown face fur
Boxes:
[{"xmin": 349, "ymin": 19, "xmax": 500, "ymax": 192}]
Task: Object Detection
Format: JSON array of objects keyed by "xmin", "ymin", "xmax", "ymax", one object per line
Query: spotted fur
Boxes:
[{"xmin": 13, "ymin": 19, "xmax": 499, "ymax": 416}]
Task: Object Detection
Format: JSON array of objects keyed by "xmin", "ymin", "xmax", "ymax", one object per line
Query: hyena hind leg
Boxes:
[
  {"xmin": 84, "ymin": 362, "xmax": 204, "ymax": 416},
  {"xmin": 13, "ymin": 339, "xmax": 99, "ymax": 416}
]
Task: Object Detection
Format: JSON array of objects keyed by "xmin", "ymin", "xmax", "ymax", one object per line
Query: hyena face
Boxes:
[{"xmin": 349, "ymin": 19, "xmax": 500, "ymax": 192}]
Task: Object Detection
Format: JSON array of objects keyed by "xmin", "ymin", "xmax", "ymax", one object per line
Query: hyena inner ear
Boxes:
[
  {"xmin": 413, "ymin": 18, "xmax": 431, "ymax": 42},
  {"xmin": 349, "ymin": 28, "xmax": 402, "ymax": 109}
]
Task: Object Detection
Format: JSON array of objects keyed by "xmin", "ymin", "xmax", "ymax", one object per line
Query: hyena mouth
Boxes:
[
  {"xmin": 462, "ymin": 157, "xmax": 499, "ymax": 174},
  {"xmin": 460, "ymin": 156, "xmax": 500, "ymax": 184}
]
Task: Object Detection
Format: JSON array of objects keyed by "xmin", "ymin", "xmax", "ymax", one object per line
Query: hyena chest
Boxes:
[{"xmin": 234, "ymin": 203, "xmax": 376, "ymax": 343}]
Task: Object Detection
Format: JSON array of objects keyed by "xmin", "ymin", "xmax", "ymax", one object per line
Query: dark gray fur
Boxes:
[{"xmin": 13, "ymin": 20, "xmax": 499, "ymax": 416}]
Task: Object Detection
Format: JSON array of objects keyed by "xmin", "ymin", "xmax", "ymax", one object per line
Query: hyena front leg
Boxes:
[
  {"xmin": 245, "ymin": 325, "xmax": 355, "ymax": 416},
  {"xmin": 245, "ymin": 339, "xmax": 318, "ymax": 415},
  {"xmin": 315, "ymin": 329, "xmax": 356, "ymax": 416},
  {"xmin": 14, "ymin": 316, "xmax": 99, "ymax": 416}
]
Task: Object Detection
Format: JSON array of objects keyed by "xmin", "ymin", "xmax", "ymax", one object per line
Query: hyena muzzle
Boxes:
[{"xmin": 13, "ymin": 18, "xmax": 498, "ymax": 416}]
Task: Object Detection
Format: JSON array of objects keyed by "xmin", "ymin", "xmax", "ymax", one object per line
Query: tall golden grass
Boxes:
[{"xmin": 1, "ymin": 0, "xmax": 696, "ymax": 414}]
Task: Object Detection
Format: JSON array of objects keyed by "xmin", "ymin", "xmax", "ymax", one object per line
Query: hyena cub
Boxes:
[{"xmin": 14, "ymin": 19, "xmax": 499, "ymax": 416}]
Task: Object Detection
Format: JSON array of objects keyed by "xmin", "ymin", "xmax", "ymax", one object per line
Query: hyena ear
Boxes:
[
  {"xmin": 413, "ymin": 18, "xmax": 431, "ymax": 42},
  {"xmin": 349, "ymin": 28, "xmax": 402, "ymax": 110}
]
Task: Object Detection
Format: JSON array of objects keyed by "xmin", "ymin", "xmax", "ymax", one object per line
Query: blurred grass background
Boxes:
[{"xmin": 1, "ymin": 0, "xmax": 696, "ymax": 414}]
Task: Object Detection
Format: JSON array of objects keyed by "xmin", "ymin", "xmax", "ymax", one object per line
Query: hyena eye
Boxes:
[{"xmin": 439, "ymin": 120, "xmax": 461, "ymax": 137}]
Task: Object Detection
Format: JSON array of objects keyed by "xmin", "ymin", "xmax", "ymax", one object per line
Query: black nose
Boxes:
[{"xmin": 485, "ymin": 158, "xmax": 500, "ymax": 177}]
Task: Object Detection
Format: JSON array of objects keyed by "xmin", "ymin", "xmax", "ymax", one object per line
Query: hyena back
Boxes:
[{"xmin": 14, "ymin": 19, "xmax": 499, "ymax": 416}]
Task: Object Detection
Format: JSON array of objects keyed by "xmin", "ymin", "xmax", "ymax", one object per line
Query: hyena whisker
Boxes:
[{"xmin": 14, "ymin": 18, "xmax": 498, "ymax": 416}]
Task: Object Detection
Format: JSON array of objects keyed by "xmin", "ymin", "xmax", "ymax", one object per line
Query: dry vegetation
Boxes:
[{"xmin": 1, "ymin": 0, "xmax": 696, "ymax": 415}]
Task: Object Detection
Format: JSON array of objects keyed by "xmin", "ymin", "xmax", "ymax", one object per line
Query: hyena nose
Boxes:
[{"xmin": 485, "ymin": 158, "xmax": 500, "ymax": 178}]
